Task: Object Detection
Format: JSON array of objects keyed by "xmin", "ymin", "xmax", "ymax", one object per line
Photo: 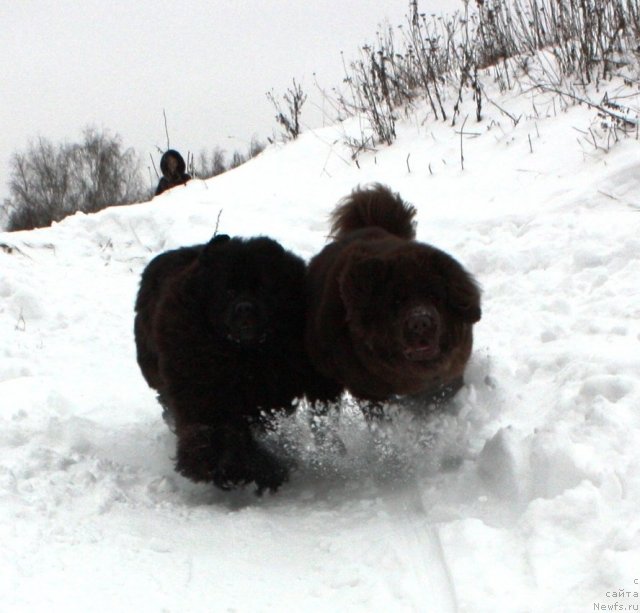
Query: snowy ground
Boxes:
[{"xmin": 1, "ymin": 76, "xmax": 640, "ymax": 612}]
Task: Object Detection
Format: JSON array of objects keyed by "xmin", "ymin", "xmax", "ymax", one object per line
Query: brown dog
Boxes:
[{"xmin": 305, "ymin": 184, "xmax": 481, "ymax": 412}]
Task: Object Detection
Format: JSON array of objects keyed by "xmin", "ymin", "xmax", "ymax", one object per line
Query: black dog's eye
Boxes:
[
  {"xmin": 226, "ymin": 289, "xmax": 237, "ymax": 300},
  {"xmin": 258, "ymin": 273, "xmax": 276, "ymax": 292},
  {"xmin": 430, "ymin": 285, "xmax": 446, "ymax": 303},
  {"xmin": 391, "ymin": 286, "xmax": 407, "ymax": 308}
]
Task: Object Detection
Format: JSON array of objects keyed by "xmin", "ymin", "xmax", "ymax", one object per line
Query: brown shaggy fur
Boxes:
[
  {"xmin": 135, "ymin": 233, "xmax": 338, "ymax": 493},
  {"xmin": 305, "ymin": 183, "xmax": 481, "ymax": 407},
  {"xmin": 329, "ymin": 184, "xmax": 417, "ymax": 240}
]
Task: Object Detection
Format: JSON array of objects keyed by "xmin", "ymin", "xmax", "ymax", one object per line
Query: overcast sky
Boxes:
[{"xmin": 1, "ymin": 1, "xmax": 458, "ymax": 199}]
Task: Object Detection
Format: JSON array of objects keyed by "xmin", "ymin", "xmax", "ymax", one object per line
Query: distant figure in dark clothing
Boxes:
[{"xmin": 155, "ymin": 149, "xmax": 191, "ymax": 196}]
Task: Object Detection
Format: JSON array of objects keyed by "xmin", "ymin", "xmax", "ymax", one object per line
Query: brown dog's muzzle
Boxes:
[{"xmin": 402, "ymin": 305, "xmax": 441, "ymax": 361}]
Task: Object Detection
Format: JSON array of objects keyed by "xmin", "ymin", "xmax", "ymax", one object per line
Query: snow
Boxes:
[{"xmin": 1, "ymin": 74, "xmax": 640, "ymax": 612}]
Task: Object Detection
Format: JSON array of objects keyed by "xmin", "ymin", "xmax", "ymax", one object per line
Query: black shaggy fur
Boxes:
[{"xmin": 134, "ymin": 233, "xmax": 331, "ymax": 493}]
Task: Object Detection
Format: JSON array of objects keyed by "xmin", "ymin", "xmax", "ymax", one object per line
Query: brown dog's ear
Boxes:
[
  {"xmin": 447, "ymin": 273, "xmax": 482, "ymax": 323},
  {"xmin": 430, "ymin": 250, "xmax": 481, "ymax": 323}
]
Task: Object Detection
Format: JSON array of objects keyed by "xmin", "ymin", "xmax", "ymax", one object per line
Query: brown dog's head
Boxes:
[{"xmin": 339, "ymin": 243, "xmax": 481, "ymax": 370}]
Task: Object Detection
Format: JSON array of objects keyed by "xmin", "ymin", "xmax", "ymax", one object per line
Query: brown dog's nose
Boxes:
[
  {"xmin": 404, "ymin": 305, "xmax": 440, "ymax": 342},
  {"xmin": 407, "ymin": 306, "xmax": 436, "ymax": 329},
  {"xmin": 406, "ymin": 309, "xmax": 433, "ymax": 335}
]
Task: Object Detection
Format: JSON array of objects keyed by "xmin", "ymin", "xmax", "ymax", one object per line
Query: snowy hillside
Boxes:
[{"xmin": 1, "ymin": 76, "xmax": 640, "ymax": 612}]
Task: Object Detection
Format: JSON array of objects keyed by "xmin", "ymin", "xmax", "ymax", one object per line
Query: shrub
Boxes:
[
  {"xmin": 326, "ymin": 0, "xmax": 640, "ymax": 149},
  {"xmin": 267, "ymin": 79, "xmax": 308, "ymax": 141}
]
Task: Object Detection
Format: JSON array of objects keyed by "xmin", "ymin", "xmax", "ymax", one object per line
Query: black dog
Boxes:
[{"xmin": 134, "ymin": 233, "xmax": 324, "ymax": 493}]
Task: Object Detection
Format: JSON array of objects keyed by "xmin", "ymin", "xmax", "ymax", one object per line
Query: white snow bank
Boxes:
[{"xmin": 1, "ymin": 77, "xmax": 640, "ymax": 612}]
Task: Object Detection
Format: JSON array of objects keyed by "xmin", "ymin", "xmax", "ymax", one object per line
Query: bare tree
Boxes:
[
  {"xmin": 228, "ymin": 151, "xmax": 247, "ymax": 169},
  {"xmin": 195, "ymin": 147, "xmax": 227, "ymax": 179},
  {"xmin": 210, "ymin": 147, "xmax": 227, "ymax": 176},
  {"xmin": 193, "ymin": 135, "xmax": 265, "ymax": 180},
  {"xmin": 3, "ymin": 127, "xmax": 146, "ymax": 231},
  {"xmin": 247, "ymin": 135, "xmax": 266, "ymax": 158}
]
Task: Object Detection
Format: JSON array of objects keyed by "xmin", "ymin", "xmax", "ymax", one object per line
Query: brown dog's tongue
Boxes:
[{"xmin": 403, "ymin": 344, "xmax": 440, "ymax": 361}]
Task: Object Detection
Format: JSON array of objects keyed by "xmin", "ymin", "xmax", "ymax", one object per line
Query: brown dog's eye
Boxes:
[{"xmin": 452, "ymin": 300, "xmax": 482, "ymax": 323}]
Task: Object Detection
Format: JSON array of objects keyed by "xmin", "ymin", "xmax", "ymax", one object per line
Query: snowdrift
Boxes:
[{"xmin": 1, "ymin": 81, "xmax": 640, "ymax": 612}]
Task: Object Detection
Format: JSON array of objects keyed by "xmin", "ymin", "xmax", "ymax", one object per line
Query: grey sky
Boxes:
[{"xmin": 1, "ymin": 1, "xmax": 457, "ymax": 199}]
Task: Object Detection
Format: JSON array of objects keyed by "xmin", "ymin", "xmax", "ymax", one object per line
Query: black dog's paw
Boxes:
[
  {"xmin": 175, "ymin": 424, "xmax": 288, "ymax": 494},
  {"xmin": 250, "ymin": 448, "xmax": 290, "ymax": 495}
]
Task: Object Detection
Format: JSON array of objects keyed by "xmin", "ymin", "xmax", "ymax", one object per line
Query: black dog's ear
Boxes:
[
  {"xmin": 201, "ymin": 234, "xmax": 230, "ymax": 261},
  {"xmin": 250, "ymin": 237, "xmax": 286, "ymax": 258},
  {"xmin": 207, "ymin": 233, "xmax": 230, "ymax": 248}
]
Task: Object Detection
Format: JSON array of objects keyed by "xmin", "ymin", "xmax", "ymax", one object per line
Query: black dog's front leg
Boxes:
[{"xmin": 175, "ymin": 421, "xmax": 289, "ymax": 494}]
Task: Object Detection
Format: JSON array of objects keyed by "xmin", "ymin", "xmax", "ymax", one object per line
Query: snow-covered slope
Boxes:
[{"xmin": 1, "ymin": 80, "xmax": 639, "ymax": 612}]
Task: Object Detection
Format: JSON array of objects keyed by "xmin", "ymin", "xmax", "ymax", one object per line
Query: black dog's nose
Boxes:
[
  {"xmin": 228, "ymin": 300, "xmax": 262, "ymax": 344},
  {"xmin": 407, "ymin": 313, "xmax": 429, "ymax": 334},
  {"xmin": 234, "ymin": 301, "xmax": 256, "ymax": 318}
]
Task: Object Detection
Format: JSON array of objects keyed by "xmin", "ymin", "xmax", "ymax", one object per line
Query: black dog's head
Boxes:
[{"xmin": 192, "ymin": 234, "xmax": 306, "ymax": 349}]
